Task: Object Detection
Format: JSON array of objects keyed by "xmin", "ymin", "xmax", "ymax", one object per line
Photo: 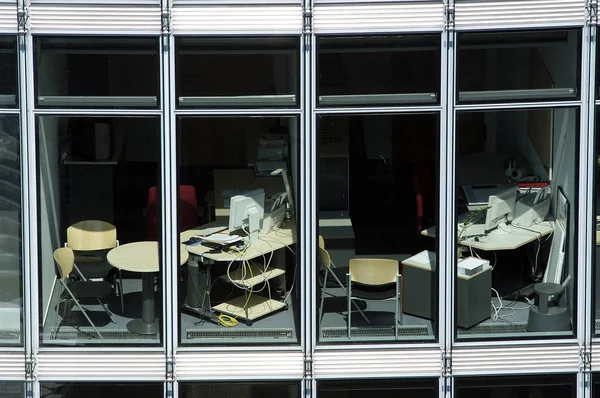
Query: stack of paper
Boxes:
[{"xmin": 202, "ymin": 233, "xmax": 242, "ymax": 245}]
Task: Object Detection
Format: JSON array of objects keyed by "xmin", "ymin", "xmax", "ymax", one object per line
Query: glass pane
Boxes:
[
  {"xmin": 0, "ymin": 382, "xmax": 23, "ymax": 397},
  {"xmin": 35, "ymin": 37, "xmax": 160, "ymax": 109},
  {"xmin": 455, "ymin": 108, "xmax": 578, "ymax": 340},
  {"xmin": 37, "ymin": 116, "xmax": 162, "ymax": 345},
  {"xmin": 456, "ymin": 374, "xmax": 575, "ymax": 397},
  {"xmin": 457, "ymin": 29, "xmax": 581, "ymax": 103},
  {"xmin": 318, "ymin": 379, "xmax": 437, "ymax": 398},
  {"xmin": 177, "ymin": 116, "xmax": 300, "ymax": 345},
  {"xmin": 317, "ymin": 35, "xmax": 441, "ymax": 106},
  {"xmin": 41, "ymin": 383, "xmax": 162, "ymax": 398},
  {"xmin": 180, "ymin": 382, "xmax": 300, "ymax": 398},
  {"xmin": 0, "ymin": 37, "xmax": 18, "ymax": 108},
  {"xmin": 0, "ymin": 115, "xmax": 22, "ymax": 345},
  {"xmin": 176, "ymin": 37, "xmax": 299, "ymax": 108},
  {"xmin": 317, "ymin": 113, "xmax": 439, "ymax": 343},
  {"xmin": 594, "ymin": 106, "xmax": 600, "ymax": 335}
]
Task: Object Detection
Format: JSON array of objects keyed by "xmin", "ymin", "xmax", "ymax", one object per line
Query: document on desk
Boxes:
[
  {"xmin": 202, "ymin": 233, "xmax": 242, "ymax": 245},
  {"xmin": 402, "ymin": 250, "xmax": 436, "ymax": 271},
  {"xmin": 194, "ymin": 225, "xmax": 227, "ymax": 237}
]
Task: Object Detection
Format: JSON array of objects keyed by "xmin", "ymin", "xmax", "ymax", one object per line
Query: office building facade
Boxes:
[{"xmin": 0, "ymin": 0, "xmax": 599, "ymax": 396}]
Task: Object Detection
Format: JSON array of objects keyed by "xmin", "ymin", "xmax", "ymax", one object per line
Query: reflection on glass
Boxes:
[
  {"xmin": 0, "ymin": 382, "xmax": 23, "ymax": 397},
  {"xmin": 0, "ymin": 36, "xmax": 18, "ymax": 108},
  {"xmin": 176, "ymin": 37, "xmax": 299, "ymax": 108},
  {"xmin": 35, "ymin": 37, "xmax": 160, "ymax": 108},
  {"xmin": 41, "ymin": 383, "xmax": 162, "ymax": 398},
  {"xmin": 317, "ymin": 35, "xmax": 441, "ymax": 106},
  {"xmin": 37, "ymin": 116, "xmax": 161, "ymax": 345},
  {"xmin": 0, "ymin": 116, "xmax": 21, "ymax": 345},
  {"xmin": 455, "ymin": 108, "xmax": 578, "ymax": 339},
  {"xmin": 317, "ymin": 114, "xmax": 439, "ymax": 343},
  {"xmin": 456, "ymin": 374, "xmax": 575, "ymax": 398},
  {"xmin": 318, "ymin": 379, "xmax": 437, "ymax": 398},
  {"xmin": 457, "ymin": 29, "xmax": 581, "ymax": 103},
  {"xmin": 177, "ymin": 116, "xmax": 299, "ymax": 344},
  {"xmin": 180, "ymin": 382, "xmax": 299, "ymax": 398}
]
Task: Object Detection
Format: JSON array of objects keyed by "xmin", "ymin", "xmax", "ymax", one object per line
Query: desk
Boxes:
[
  {"xmin": 421, "ymin": 221, "xmax": 554, "ymax": 251},
  {"xmin": 181, "ymin": 218, "xmax": 296, "ymax": 324},
  {"xmin": 107, "ymin": 241, "xmax": 189, "ymax": 334}
]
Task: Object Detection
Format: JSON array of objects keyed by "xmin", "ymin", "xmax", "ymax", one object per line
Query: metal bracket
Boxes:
[
  {"xmin": 161, "ymin": 9, "xmax": 172, "ymax": 34},
  {"xmin": 442, "ymin": 350, "xmax": 452, "ymax": 377},
  {"xmin": 166, "ymin": 356, "xmax": 175, "ymax": 381},
  {"xmin": 25, "ymin": 354, "xmax": 36, "ymax": 381},
  {"xmin": 17, "ymin": 6, "xmax": 29, "ymax": 34},
  {"xmin": 303, "ymin": 354, "xmax": 313, "ymax": 379},
  {"xmin": 580, "ymin": 345, "xmax": 592, "ymax": 373},
  {"xmin": 589, "ymin": 1, "xmax": 598, "ymax": 26},
  {"xmin": 445, "ymin": 4, "xmax": 455, "ymax": 31},
  {"xmin": 303, "ymin": 8, "xmax": 312, "ymax": 35}
]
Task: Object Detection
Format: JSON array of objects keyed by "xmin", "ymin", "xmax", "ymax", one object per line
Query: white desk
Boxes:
[
  {"xmin": 421, "ymin": 220, "xmax": 554, "ymax": 251},
  {"xmin": 181, "ymin": 218, "xmax": 296, "ymax": 324}
]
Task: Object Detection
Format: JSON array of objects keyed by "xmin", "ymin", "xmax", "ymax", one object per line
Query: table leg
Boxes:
[
  {"xmin": 182, "ymin": 257, "xmax": 220, "ymax": 324},
  {"xmin": 127, "ymin": 272, "xmax": 159, "ymax": 335}
]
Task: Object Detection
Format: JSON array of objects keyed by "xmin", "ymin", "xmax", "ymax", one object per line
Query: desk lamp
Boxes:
[{"xmin": 271, "ymin": 168, "xmax": 294, "ymax": 218}]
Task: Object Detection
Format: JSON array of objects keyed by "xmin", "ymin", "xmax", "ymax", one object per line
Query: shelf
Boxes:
[
  {"xmin": 219, "ymin": 264, "xmax": 285, "ymax": 289},
  {"xmin": 212, "ymin": 295, "xmax": 286, "ymax": 322}
]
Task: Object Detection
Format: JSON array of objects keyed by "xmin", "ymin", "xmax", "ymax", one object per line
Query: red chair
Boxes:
[{"xmin": 147, "ymin": 185, "xmax": 199, "ymax": 241}]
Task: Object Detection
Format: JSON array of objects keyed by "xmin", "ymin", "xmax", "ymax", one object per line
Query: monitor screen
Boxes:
[{"xmin": 484, "ymin": 185, "xmax": 518, "ymax": 232}]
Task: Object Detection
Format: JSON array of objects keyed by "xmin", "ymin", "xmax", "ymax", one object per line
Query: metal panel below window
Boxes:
[
  {"xmin": 0, "ymin": 4, "xmax": 17, "ymax": 33},
  {"xmin": 171, "ymin": 5, "xmax": 303, "ymax": 35},
  {"xmin": 313, "ymin": 2, "xmax": 444, "ymax": 34},
  {"xmin": 454, "ymin": 0, "xmax": 585, "ymax": 31},
  {"xmin": 29, "ymin": 5, "xmax": 161, "ymax": 34},
  {"xmin": 0, "ymin": 352, "xmax": 25, "ymax": 379}
]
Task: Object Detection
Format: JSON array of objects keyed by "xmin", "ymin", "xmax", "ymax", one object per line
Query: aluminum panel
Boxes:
[
  {"xmin": 0, "ymin": 352, "xmax": 25, "ymax": 379},
  {"xmin": 174, "ymin": 0, "xmax": 300, "ymax": 4},
  {"xmin": 29, "ymin": 5, "xmax": 161, "ymax": 34},
  {"xmin": 32, "ymin": 0, "xmax": 159, "ymax": 4},
  {"xmin": 313, "ymin": 348, "xmax": 442, "ymax": 379},
  {"xmin": 37, "ymin": 352, "xmax": 165, "ymax": 380},
  {"xmin": 591, "ymin": 343, "xmax": 600, "ymax": 371},
  {"xmin": 176, "ymin": 351, "xmax": 304, "ymax": 380},
  {"xmin": 313, "ymin": 2, "xmax": 444, "ymax": 34},
  {"xmin": 0, "ymin": 4, "xmax": 17, "ymax": 33},
  {"xmin": 454, "ymin": 0, "xmax": 585, "ymax": 31},
  {"xmin": 171, "ymin": 5, "xmax": 303, "ymax": 35},
  {"xmin": 452, "ymin": 343, "xmax": 580, "ymax": 375}
]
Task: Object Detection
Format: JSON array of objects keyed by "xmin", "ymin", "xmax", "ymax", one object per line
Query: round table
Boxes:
[{"xmin": 107, "ymin": 241, "xmax": 189, "ymax": 335}]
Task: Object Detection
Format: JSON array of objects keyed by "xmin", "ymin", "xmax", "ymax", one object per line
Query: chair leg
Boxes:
[
  {"xmin": 118, "ymin": 270, "xmax": 125, "ymax": 314},
  {"xmin": 347, "ymin": 273, "xmax": 351, "ymax": 339},
  {"xmin": 318, "ymin": 268, "xmax": 330, "ymax": 335},
  {"xmin": 62, "ymin": 282, "xmax": 104, "ymax": 339},
  {"xmin": 330, "ymin": 271, "xmax": 371, "ymax": 325}
]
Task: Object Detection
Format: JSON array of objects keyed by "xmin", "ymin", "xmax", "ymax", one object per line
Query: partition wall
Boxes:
[{"xmin": 0, "ymin": 0, "xmax": 598, "ymax": 397}]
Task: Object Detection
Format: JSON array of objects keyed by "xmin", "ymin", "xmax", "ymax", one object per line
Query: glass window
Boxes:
[
  {"xmin": 317, "ymin": 35, "xmax": 441, "ymax": 106},
  {"xmin": 317, "ymin": 113, "xmax": 439, "ymax": 343},
  {"xmin": 0, "ymin": 382, "xmax": 23, "ymax": 397},
  {"xmin": 34, "ymin": 37, "xmax": 160, "ymax": 109},
  {"xmin": 37, "ymin": 116, "xmax": 162, "ymax": 345},
  {"xmin": 456, "ymin": 374, "xmax": 575, "ymax": 397},
  {"xmin": 317, "ymin": 379, "xmax": 438, "ymax": 398},
  {"xmin": 180, "ymin": 381, "xmax": 300, "ymax": 398},
  {"xmin": 0, "ymin": 37, "xmax": 18, "ymax": 108},
  {"xmin": 457, "ymin": 29, "xmax": 581, "ymax": 103},
  {"xmin": 41, "ymin": 382, "xmax": 162, "ymax": 398},
  {"xmin": 0, "ymin": 115, "xmax": 22, "ymax": 346},
  {"xmin": 455, "ymin": 108, "xmax": 578, "ymax": 340},
  {"xmin": 176, "ymin": 37, "xmax": 299, "ymax": 108},
  {"xmin": 594, "ymin": 106, "xmax": 600, "ymax": 336},
  {"xmin": 177, "ymin": 116, "xmax": 300, "ymax": 344}
]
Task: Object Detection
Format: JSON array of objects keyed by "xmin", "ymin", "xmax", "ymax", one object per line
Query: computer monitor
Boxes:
[
  {"xmin": 484, "ymin": 185, "xmax": 518, "ymax": 232},
  {"xmin": 543, "ymin": 219, "xmax": 566, "ymax": 285},
  {"xmin": 228, "ymin": 188, "xmax": 265, "ymax": 244}
]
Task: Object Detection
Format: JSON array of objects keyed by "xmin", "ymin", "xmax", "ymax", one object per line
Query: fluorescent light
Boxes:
[
  {"xmin": 179, "ymin": 95, "xmax": 297, "ymax": 107},
  {"xmin": 459, "ymin": 88, "xmax": 577, "ymax": 102},
  {"xmin": 319, "ymin": 92, "xmax": 437, "ymax": 106},
  {"xmin": 38, "ymin": 96, "xmax": 158, "ymax": 107}
]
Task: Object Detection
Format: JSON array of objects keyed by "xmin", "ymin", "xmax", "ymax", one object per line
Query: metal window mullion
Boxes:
[{"xmin": 314, "ymin": 106, "xmax": 443, "ymax": 115}]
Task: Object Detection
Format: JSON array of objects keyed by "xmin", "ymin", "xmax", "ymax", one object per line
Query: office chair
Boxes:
[
  {"xmin": 66, "ymin": 220, "xmax": 124, "ymax": 313},
  {"xmin": 318, "ymin": 235, "xmax": 325, "ymax": 250},
  {"xmin": 53, "ymin": 247, "xmax": 116, "ymax": 339},
  {"xmin": 318, "ymin": 247, "xmax": 368, "ymax": 334},
  {"xmin": 147, "ymin": 185, "xmax": 198, "ymax": 241},
  {"xmin": 346, "ymin": 258, "xmax": 402, "ymax": 339}
]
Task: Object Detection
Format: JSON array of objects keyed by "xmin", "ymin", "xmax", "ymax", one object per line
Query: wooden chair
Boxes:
[
  {"xmin": 66, "ymin": 220, "xmax": 124, "ymax": 313},
  {"xmin": 347, "ymin": 258, "xmax": 402, "ymax": 339},
  {"xmin": 53, "ymin": 247, "xmax": 116, "ymax": 339},
  {"xmin": 318, "ymin": 235, "xmax": 325, "ymax": 250}
]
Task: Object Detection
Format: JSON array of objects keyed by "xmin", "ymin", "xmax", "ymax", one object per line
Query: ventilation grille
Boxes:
[
  {"xmin": 49, "ymin": 330, "xmax": 158, "ymax": 340},
  {"xmin": 322, "ymin": 325, "xmax": 430, "ymax": 339},
  {"xmin": 186, "ymin": 328, "xmax": 293, "ymax": 340},
  {"xmin": 0, "ymin": 330, "xmax": 20, "ymax": 340},
  {"xmin": 458, "ymin": 322, "xmax": 528, "ymax": 335}
]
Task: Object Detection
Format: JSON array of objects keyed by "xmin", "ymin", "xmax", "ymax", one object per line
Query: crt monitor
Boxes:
[
  {"xmin": 484, "ymin": 185, "xmax": 518, "ymax": 232},
  {"xmin": 228, "ymin": 188, "xmax": 265, "ymax": 244}
]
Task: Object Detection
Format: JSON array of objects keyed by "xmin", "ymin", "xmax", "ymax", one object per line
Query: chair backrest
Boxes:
[
  {"xmin": 147, "ymin": 185, "xmax": 199, "ymax": 240},
  {"xmin": 318, "ymin": 247, "xmax": 332, "ymax": 270},
  {"xmin": 67, "ymin": 220, "xmax": 117, "ymax": 251},
  {"xmin": 53, "ymin": 247, "xmax": 75, "ymax": 281},
  {"xmin": 318, "ymin": 235, "xmax": 325, "ymax": 250},
  {"xmin": 349, "ymin": 258, "xmax": 399, "ymax": 285}
]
